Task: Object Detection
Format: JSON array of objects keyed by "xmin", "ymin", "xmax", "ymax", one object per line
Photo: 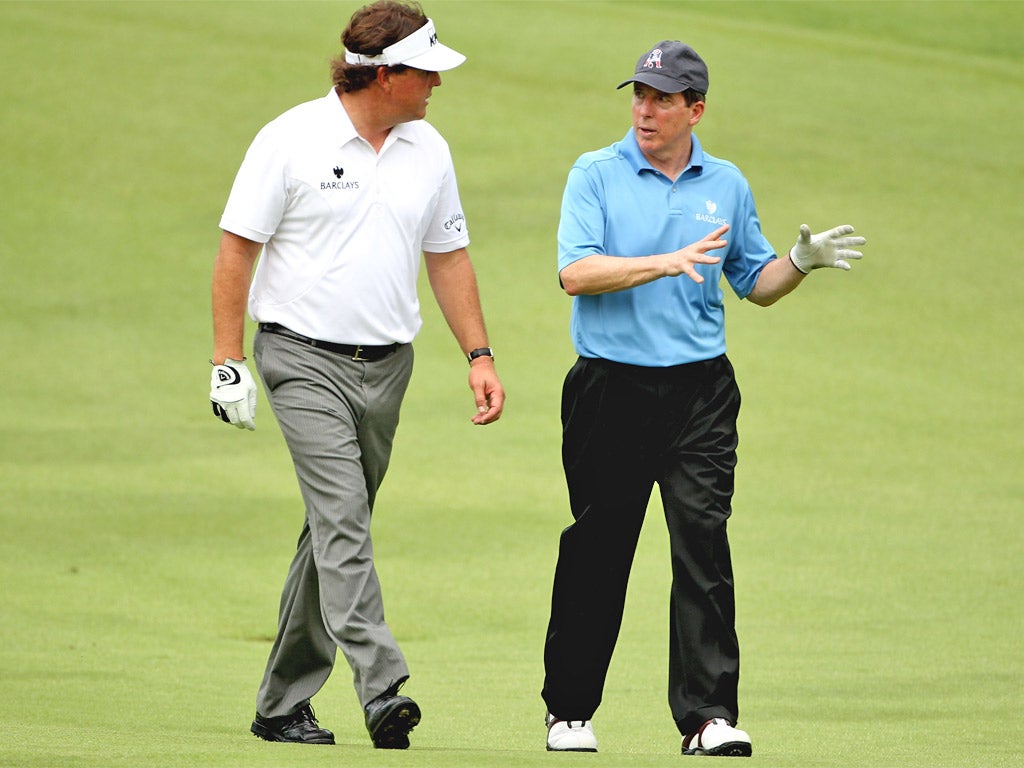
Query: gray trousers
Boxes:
[{"xmin": 252, "ymin": 329, "xmax": 414, "ymax": 718}]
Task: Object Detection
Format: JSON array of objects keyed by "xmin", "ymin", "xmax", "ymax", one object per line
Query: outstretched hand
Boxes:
[
  {"xmin": 789, "ymin": 224, "xmax": 866, "ymax": 273},
  {"xmin": 665, "ymin": 224, "xmax": 729, "ymax": 284}
]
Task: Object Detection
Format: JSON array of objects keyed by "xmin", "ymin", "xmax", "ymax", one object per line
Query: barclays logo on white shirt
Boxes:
[
  {"xmin": 320, "ymin": 179, "xmax": 360, "ymax": 190},
  {"xmin": 320, "ymin": 165, "xmax": 359, "ymax": 190}
]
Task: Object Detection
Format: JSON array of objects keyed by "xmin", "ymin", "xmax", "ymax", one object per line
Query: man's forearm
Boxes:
[
  {"xmin": 424, "ymin": 248, "xmax": 490, "ymax": 354},
  {"xmin": 745, "ymin": 254, "xmax": 806, "ymax": 307},
  {"xmin": 212, "ymin": 231, "xmax": 262, "ymax": 364}
]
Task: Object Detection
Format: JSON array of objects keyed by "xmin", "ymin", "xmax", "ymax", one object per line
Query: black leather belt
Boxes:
[{"xmin": 259, "ymin": 323, "xmax": 400, "ymax": 362}]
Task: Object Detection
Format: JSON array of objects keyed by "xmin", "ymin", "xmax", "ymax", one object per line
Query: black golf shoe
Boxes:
[
  {"xmin": 364, "ymin": 688, "xmax": 421, "ymax": 749},
  {"xmin": 251, "ymin": 703, "xmax": 335, "ymax": 744}
]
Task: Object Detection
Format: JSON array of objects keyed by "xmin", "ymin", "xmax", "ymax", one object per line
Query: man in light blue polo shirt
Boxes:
[
  {"xmin": 560, "ymin": 127, "xmax": 776, "ymax": 367},
  {"xmin": 541, "ymin": 40, "xmax": 865, "ymax": 757}
]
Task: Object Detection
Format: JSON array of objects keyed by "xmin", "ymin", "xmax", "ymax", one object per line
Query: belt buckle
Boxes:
[{"xmin": 352, "ymin": 345, "xmax": 369, "ymax": 362}]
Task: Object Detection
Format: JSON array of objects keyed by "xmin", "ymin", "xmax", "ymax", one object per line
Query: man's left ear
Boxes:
[{"xmin": 689, "ymin": 100, "xmax": 705, "ymax": 125}]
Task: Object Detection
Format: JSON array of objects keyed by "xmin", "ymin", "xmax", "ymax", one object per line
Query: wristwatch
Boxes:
[{"xmin": 467, "ymin": 347, "xmax": 494, "ymax": 364}]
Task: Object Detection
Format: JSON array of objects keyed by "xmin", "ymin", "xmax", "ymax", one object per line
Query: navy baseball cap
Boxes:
[{"xmin": 617, "ymin": 40, "xmax": 709, "ymax": 94}]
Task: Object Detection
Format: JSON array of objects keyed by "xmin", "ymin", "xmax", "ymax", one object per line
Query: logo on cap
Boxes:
[{"xmin": 644, "ymin": 49, "xmax": 663, "ymax": 70}]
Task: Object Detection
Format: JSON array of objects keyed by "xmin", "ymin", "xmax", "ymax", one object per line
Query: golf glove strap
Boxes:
[
  {"xmin": 210, "ymin": 358, "xmax": 257, "ymax": 430},
  {"xmin": 788, "ymin": 224, "xmax": 866, "ymax": 273}
]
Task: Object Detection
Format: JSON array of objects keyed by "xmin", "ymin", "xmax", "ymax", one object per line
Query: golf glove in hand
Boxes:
[
  {"xmin": 788, "ymin": 224, "xmax": 866, "ymax": 273},
  {"xmin": 210, "ymin": 358, "xmax": 256, "ymax": 430}
]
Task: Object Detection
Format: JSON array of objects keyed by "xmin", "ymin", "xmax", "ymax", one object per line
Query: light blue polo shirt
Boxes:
[{"xmin": 558, "ymin": 130, "xmax": 776, "ymax": 367}]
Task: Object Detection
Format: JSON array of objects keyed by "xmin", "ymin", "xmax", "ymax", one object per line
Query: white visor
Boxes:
[{"xmin": 344, "ymin": 19, "xmax": 465, "ymax": 71}]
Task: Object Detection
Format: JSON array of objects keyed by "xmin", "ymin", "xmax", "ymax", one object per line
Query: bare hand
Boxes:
[
  {"xmin": 469, "ymin": 360, "xmax": 504, "ymax": 425},
  {"xmin": 663, "ymin": 224, "xmax": 729, "ymax": 284}
]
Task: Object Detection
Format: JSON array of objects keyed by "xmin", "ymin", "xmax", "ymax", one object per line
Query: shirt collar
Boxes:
[
  {"xmin": 325, "ymin": 88, "xmax": 417, "ymax": 148},
  {"xmin": 619, "ymin": 128, "xmax": 704, "ymax": 177},
  {"xmin": 326, "ymin": 89, "xmax": 359, "ymax": 144}
]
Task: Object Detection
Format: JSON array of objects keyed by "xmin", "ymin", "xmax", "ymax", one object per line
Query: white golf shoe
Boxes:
[
  {"xmin": 545, "ymin": 713, "xmax": 598, "ymax": 752},
  {"xmin": 682, "ymin": 718, "xmax": 751, "ymax": 757}
]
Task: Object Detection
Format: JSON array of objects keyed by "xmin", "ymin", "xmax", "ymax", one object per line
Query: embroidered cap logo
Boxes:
[{"xmin": 644, "ymin": 49, "xmax": 664, "ymax": 69}]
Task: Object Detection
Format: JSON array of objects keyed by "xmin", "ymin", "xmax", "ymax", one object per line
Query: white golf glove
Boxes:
[
  {"xmin": 210, "ymin": 358, "xmax": 257, "ymax": 430},
  {"xmin": 788, "ymin": 224, "xmax": 866, "ymax": 273}
]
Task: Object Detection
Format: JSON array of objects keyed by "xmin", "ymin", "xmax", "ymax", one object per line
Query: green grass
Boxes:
[{"xmin": 1, "ymin": 1, "xmax": 1021, "ymax": 766}]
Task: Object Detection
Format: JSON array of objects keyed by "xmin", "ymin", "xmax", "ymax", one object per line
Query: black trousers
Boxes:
[{"xmin": 542, "ymin": 354, "xmax": 742, "ymax": 736}]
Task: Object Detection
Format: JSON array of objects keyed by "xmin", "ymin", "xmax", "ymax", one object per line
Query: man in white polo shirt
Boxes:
[{"xmin": 209, "ymin": 0, "xmax": 504, "ymax": 750}]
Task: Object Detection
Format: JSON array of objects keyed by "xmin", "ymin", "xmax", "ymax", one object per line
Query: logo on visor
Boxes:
[
  {"xmin": 644, "ymin": 49, "xmax": 663, "ymax": 69},
  {"xmin": 429, "ymin": 31, "xmax": 438, "ymax": 46},
  {"xmin": 333, "ymin": 166, "xmax": 344, "ymax": 178}
]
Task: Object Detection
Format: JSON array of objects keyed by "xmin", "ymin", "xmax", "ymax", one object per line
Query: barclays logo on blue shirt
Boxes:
[{"xmin": 695, "ymin": 198, "xmax": 727, "ymax": 226}]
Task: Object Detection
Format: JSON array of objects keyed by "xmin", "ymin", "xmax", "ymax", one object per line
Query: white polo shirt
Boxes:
[{"xmin": 220, "ymin": 89, "xmax": 471, "ymax": 345}]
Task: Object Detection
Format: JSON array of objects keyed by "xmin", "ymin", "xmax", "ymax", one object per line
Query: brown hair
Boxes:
[
  {"xmin": 331, "ymin": 0, "xmax": 428, "ymax": 92},
  {"xmin": 681, "ymin": 88, "xmax": 706, "ymax": 106}
]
